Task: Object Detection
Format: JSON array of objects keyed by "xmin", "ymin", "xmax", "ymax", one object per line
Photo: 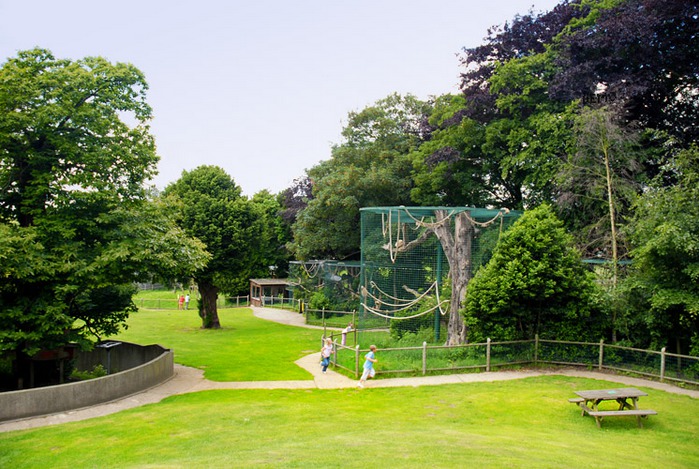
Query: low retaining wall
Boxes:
[{"xmin": 0, "ymin": 343, "xmax": 174, "ymax": 422}]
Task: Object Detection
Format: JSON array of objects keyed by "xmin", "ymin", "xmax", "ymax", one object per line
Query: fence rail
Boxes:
[
  {"xmin": 260, "ymin": 296, "xmax": 297, "ymax": 309},
  {"xmin": 136, "ymin": 295, "xmax": 250, "ymax": 310},
  {"xmin": 328, "ymin": 334, "xmax": 699, "ymax": 386}
]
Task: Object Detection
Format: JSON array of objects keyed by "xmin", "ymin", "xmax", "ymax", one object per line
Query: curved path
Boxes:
[{"xmin": 2, "ymin": 307, "xmax": 697, "ymax": 433}]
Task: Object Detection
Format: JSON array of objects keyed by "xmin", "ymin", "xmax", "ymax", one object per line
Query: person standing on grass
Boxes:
[
  {"xmin": 184, "ymin": 293, "xmax": 190, "ymax": 310},
  {"xmin": 321, "ymin": 337, "xmax": 333, "ymax": 374},
  {"xmin": 178, "ymin": 294, "xmax": 185, "ymax": 310},
  {"xmin": 357, "ymin": 345, "xmax": 377, "ymax": 388}
]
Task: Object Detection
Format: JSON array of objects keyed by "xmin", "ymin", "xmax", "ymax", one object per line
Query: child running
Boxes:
[
  {"xmin": 357, "ymin": 345, "xmax": 377, "ymax": 388},
  {"xmin": 320, "ymin": 337, "xmax": 333, "ymax": 374}
]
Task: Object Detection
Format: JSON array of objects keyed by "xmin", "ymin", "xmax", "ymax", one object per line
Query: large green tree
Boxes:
[
  {"xmin": 0, "ymin": 49, "xmax": 208, "ymax": 386},
  {"xmin": 464, "ymin": 204, "xmax": 602, "ymax": 342},
  {"xmin": 622, "ymin": 147, "xmax": 699, "ymax": 354},
  {"xmin": 163, "ymin": 166, "xmax": 267, "ymax": 328},
  {"xmin": 290, "ymin": 93, "xmax": 430, "ymax": 260},
  {"xmin": 251, "ymin": 189, "xmax": 291, "ymax": 276}
]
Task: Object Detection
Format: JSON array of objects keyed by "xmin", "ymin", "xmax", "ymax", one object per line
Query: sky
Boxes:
[{"xmin": 0, "ymin": 0, "xmax": 562, "ymax": 196}]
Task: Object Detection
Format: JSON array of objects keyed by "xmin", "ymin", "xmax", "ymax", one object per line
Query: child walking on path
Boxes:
[
  {"xmin": 320, "ymin": 338, "xmax": 333, "ymax": 374},
  {"xmin": 357, "ymin": 345, "xmax": 377, "ymax": 388}
]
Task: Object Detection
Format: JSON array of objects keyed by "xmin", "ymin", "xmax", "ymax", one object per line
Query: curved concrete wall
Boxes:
[{"xmin": 0, "ymin": 344, "xmax": 173, "ymax": 422}]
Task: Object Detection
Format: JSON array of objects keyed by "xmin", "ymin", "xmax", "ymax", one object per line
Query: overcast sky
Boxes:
[{"xmin": 1, "ymin": 0, "xmax": 561, "ymax": 196}]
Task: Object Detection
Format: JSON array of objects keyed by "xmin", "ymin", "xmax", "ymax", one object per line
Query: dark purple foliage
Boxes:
[
  {"xmin": 280, "ymin": 176, "xmax": 313, "ymax": 225},
  {"xmin": 458, "ymin": 0, "xmax": 585, "ymax": 123},
  {"xmin": 551, "ymin": 0, "xmax": 699, "ymax": 144},
  {"xmin": 425, "ymin": 146, "xmax": 461, "ymax": 168}
]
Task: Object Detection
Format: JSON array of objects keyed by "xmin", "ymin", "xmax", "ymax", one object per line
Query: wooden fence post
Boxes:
[
  {"xmin": 534, "ymin": 334, "xmax": 539, "ymax": 364},
  {"xmin": 422, "ymin": 342, "xmax": 427, "ymax": 375},
  {"xmin": 355, "ymin": 344, "xmax": 360, "ymax": 379},
  {"xmin": 352, "ymin": 310, "xmax": 357, "ymax": 345},
  {"xmin": 598, "ymin": 339, "xmax": 604, "ymax": 371},
  {"xmin": 332, "ymin": 340, "xmax": 337, "ymax": 367},
  {"xmin": 660, "ymin": 347, "xmax": 666, "ymax": 381},
  {"xmin": 322, "ymin": 307, "xmax": 326, "ymax": 338},
  {"xmin": 486, "ymin": 338, "xmax": 491, "ymax": 372}
]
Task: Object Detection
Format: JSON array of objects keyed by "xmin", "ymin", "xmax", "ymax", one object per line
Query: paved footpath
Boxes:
[{"xmin": 2, "ymin": 307, "xmax": 697, "ymax": 433}]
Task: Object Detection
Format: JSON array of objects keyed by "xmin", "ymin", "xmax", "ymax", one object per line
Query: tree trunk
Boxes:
[
  {"xmin": 602, "ymin": 143, "xmax": 619, "ymax": 343},
  {"xmin": 197, "ymin": 281, "xmax": 221, "ymax": 329},
  {"xmin": 431, "ymin": 211, "xmax": 474, "ymax": 345}
]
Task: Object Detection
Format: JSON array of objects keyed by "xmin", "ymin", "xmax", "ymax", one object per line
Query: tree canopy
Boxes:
[
  {"xmin": 0, "ymin": 49, "xmax": 208, "ymax": 385},
  {"xmin": 282, "ymin": 0, "xmax": 699, "ymax": 351},
  {"xmin": 622, "ymin": 147, "xmax": 699, "ymax": 353},
  {"xmin": 464, "ymin": 204, "xmax": 602, "ymax": 342},
  {"xmin": 289, "ymin": 93, "xmax": 430, "ymax": 260},
  {"xmin": 163, "ymin": 166, "xmax": 273, "ymax": 328}
]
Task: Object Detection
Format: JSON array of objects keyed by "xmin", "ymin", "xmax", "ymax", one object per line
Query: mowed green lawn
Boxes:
[
  {"xmin": 111, "ymin": 308, "xmax": 321, "ymax": 381},
  {"xmin": 1, "ymin": 308, "xmax": 698, "ymax": 468}
]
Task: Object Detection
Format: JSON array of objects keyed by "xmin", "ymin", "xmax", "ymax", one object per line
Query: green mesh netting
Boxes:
[
  {"xmin": 288, "ymin": 260, "xmax": 362, "ymax": 312},
  {"xmin": 359, "ymin": 206, "xmax": 521, "ymax": 342}
]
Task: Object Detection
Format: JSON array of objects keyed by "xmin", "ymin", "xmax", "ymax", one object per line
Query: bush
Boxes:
[{"xmin": 69, "ymin": 364, "xmax": 108, "ymax": 381}]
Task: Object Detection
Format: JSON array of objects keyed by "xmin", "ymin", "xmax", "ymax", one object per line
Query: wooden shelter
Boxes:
[{"xmin": 249, "ymin": 278, "xmax": 292, "ymax": 307}]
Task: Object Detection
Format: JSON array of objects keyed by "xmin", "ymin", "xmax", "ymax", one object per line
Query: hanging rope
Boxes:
[
  {"xmin": 381, "ymin": 209, "xmax": 404, "ymax": 263},
  {"xmin": 401, "ymin": 206, "xmax": 456, "ymax": 229},
  {"xmin": 361, "ymin": 300, "xmax": 449, "ymax": 320},
  {"xmin": 461, "ymin": 209, "xmax": 505, "ymax": 228},
  {"xmin": 361, "ymin": 280, "xmax": 450, "ymax": 317},
  {"xmin": 361, "ymin": 283, "xmax": 433, "ymax": 310},
  {"xmin": 366, "ymin": 281, "xmax": 432, "ymax": 304},
  {"xmin": 301, "ymin": 261, "xmax": 321, "ymax": 279}
]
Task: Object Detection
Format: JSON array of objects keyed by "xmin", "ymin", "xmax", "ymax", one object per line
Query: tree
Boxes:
[
  {"xmin": 556, "ymin": 107, "xmax": 646, "ymax": 341},
  {"xmin": 464, "ymin": 204, "xmax": 601, "ymax": 342},
  {"xmin": 0, "ymin": 49, "xmax": 208, "ymax": 387},
  {"xmin": 419, "ymin": 4, "xmax": 587, "ymax": 211},
  {"xmin": 623, "ymin": 147, "xmax": 699, "ymax": 354},
  {"xmin": 409, "ymin": 94, "xmax": 495, "ymax": 207},
  {"xmin": 163, "ymin": 166, "xmax": 266, "ymax": 328},
  {"xmin": 551, "ymin": 0, "xmax": 699, "ymax": 148},
  {"xmin": 251, "ymin": 189, "xmax": 291, "ymax": 277},
  {"xmin": 290, "ymin": 93, "xmax": 430, "ymax": 260}
]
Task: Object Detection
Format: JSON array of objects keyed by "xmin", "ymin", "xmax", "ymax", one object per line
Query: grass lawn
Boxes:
[
  {"xmin": 1, "ymin": 376, "xmax": 697, "ymax": 468},
  {"xmin": 1, "ymin": 309, "xmax": 698, "ymax": 468},
  {"xmin": 108, "ymin": 308, "xmax": 321, "ymax": 381}
]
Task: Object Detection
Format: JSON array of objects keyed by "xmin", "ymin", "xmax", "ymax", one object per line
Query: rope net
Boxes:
[{"xmin": 359, "ymin": 206, "xmax": 521, "ymax": 342}]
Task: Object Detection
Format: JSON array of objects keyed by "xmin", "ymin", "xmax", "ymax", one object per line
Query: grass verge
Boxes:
[{"xmin": 1, "ymin": 375, "xmax": 697, "ymax": 468}]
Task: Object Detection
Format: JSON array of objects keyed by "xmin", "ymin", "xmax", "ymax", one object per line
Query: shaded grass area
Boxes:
[
  {"xmin": 1, "ymin": 376, "xmax": 697, "ymax": 468},
  {"xmin": 108, "ymin": 308, "xmax": 321, "ymax": 381}
]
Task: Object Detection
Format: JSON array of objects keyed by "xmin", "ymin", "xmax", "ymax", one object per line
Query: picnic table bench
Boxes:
[{"xmin": 569, "ymin": 388, "xmax": 657, "ymax": 428}]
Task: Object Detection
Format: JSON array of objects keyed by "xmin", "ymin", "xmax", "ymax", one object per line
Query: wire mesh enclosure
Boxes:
[
  {"xmin": 359, "ymin": 206, "xmax": 521, "ymax": 342},
  {"xmin": 288, "ymin": 260, "xmax": 362, "ymax": 312}
]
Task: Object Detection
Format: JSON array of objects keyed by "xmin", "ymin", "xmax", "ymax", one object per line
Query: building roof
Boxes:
[{"xmin": 249, "ymin": 278, "xmax": 291, "ymax": 286}]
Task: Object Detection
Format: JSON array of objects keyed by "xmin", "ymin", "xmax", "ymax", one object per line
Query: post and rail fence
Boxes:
[
  {"xmin": 324, "ymin": 333, "xmax": 699, "ymax": 386},
  {"xmin": 136, "ymin": 295, "xmax": 250, "ymax": 310}
]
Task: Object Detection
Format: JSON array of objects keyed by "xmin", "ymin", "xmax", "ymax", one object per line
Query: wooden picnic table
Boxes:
[{"xmin": 569, "ymin": 388, "xmax": 657, "ymax": 428}]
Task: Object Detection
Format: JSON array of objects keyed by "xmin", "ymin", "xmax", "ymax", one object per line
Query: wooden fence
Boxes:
[{"xmin": 326, "ymin": 335, "xmax": 699, "ymax": 387}]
